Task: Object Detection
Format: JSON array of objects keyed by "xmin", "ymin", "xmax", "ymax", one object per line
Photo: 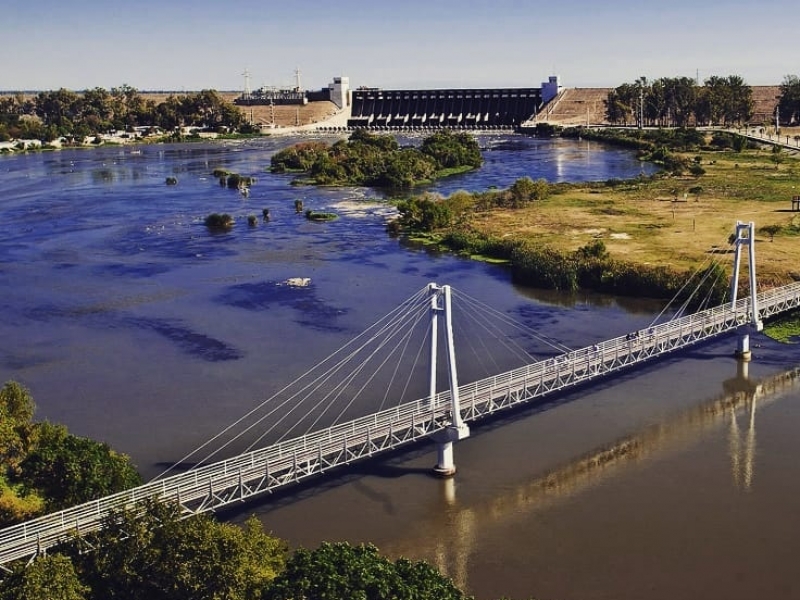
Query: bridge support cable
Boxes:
[
  {"xmin": 378, "ymin": 316, "xmax": 431, "ymax": 414},
  {"xmin": 300, "ymin": 304, "xmax": 432, "ymax": 436},
  {"xmin": 156, "ymin": 286, "xmax": 431, "ymax": 480},
  {"xmin": 242, "ymin": 289, "xmax": 431, "ymax": 448},
  {"xmin": 450, "ymin": 288, "xmax": 572, "ymax": 354},
  {"xmin": 450, "ymin": 294, "xmax": 538, "ymax": 375},
  {"xmin": 647, "ymin": 238, "xmax": 728, "ymax": 328},
  {"xmin": 670, "ymin": 257, "xmax": 728, "ymax": 320}
]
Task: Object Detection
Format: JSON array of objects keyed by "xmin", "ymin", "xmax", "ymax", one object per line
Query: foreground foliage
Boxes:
[
  {"xmin": 0, "ymin": 554, "xmax": 88, "ymax": 600},
  {"xmin": 270, "ymin": 129, "xmax": 482, "ymax": 188},
  {"xmin": 0, "ymin": 381, "xmax": 141, "ymax": 527},
  {"xmin": 763, "ymin": 309, "xmax": 800, "ymax": 343},
  {"xmin": 266, "ymin": 541, "xmax": 468, "ymax": 600},
  {"xmin": 0, "ymin": 501, "xmax": 474, "ymax": 600}
]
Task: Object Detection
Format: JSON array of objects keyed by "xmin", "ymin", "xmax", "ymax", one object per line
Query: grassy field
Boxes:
[{"xmin": 467, "ymin": 136, "xmax": 800, "ymax": 287}]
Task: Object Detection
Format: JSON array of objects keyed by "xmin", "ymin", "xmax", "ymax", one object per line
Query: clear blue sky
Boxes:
[{"xmin": 3, "ymin": 0, "xmax": 796, "ymax": 91}]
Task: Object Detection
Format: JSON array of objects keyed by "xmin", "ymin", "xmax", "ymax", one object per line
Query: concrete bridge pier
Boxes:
[
  {"xmin": 735, "ymin": 331, "xmax": 752, "ymax": 361},
  {"xmin": 432, "ymin": 423, "xmax": 471, "ymax": 477}
]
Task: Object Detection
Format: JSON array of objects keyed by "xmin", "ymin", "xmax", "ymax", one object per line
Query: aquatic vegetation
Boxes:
[
  {"xmin": 304, "ymin": 210, "xmax": 338, "ymax": 222},
  {"xmin": 204, "ymin": 213, "xmax": 234, "ymax": 229}
]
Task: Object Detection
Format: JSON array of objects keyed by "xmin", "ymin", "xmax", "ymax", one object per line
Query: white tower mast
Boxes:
[{"xmin": 242, "ymin": 68, "xmax": 252, "ymax": 101}]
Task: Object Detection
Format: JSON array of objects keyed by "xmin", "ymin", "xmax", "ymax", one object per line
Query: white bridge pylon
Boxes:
[
  {"xmin": 730, "ymin": 221, "xmax": 763, "ymax": 360},
  {"xmin": 427, "ymin": 283, "xmax": 470, "ymax": 476}
]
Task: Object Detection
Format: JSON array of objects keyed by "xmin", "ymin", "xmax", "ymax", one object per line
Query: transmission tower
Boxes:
[
  {"xmin": 294, "ymin": 67, "xmax": 302, "ymax": 92},
  {"xmin": 242, "ymin": 68, "xmax": 252, "ymax": 100}
]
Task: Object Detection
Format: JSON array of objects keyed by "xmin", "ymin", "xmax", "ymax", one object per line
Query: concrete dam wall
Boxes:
[{"xmin": 348, "ymin": 87, "xmax": 542, "ymax": 130}]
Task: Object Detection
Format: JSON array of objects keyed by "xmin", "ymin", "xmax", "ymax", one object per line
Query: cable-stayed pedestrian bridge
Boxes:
[{"xmin": 1, "ymin": 223, "xmax": 799, "ymax": 568}]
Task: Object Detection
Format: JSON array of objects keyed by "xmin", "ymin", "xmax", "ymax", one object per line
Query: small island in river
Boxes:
[{"xmin": 269, "ymin": 129, "xmax": 483, "ymax": 188}]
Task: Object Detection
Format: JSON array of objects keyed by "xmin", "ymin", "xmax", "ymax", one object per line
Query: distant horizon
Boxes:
[{"xmin": 3, "ymin": 0, "xmax": 797, "ymax": 92}]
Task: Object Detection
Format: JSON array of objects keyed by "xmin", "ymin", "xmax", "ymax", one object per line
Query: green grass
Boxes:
[
  {"xmin": 304, "ymin": 210, "xmax": 338, "ymax": 222},
  {"xmin": 469, "ymin": 253, "xmax": 510, "ymax": 264},
  {"xmin": 763, "ymin": 310, "xmax": 800, "ymax": 343},
  {"xmin": 434, "ymin": 165, "xmax": 477, "ymax": 179}
]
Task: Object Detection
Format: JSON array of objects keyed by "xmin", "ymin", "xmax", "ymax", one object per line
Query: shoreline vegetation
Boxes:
[
  {"xmin": 0, "ymin": 382, "xmax": 141, "ymax": 528},
  {"xmin": 0, "ymin": 87, "xmax": 254, "ymax": 152},
  {"xmin": 390, "ymin": 127, "xmax": 799, "ymax": 302}
]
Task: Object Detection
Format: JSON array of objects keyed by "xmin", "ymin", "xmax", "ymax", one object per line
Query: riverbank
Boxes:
[{"xmin": 420, "ymin": 135, "xmax": 800, "ymax": 289}]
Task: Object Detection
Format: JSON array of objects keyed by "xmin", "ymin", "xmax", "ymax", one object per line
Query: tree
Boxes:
[
  {"xmin": 507, "ymin": 177, "xmax": 549, "ymax": 207},
  {"xmin": 81, "ymin": 87, "xmax": 114, "ymax": 130},
  {"xmin": 576, "ymin": 239, "xmax": 609, "ymax": 260},
  {"xmin": 19, "ymin": 422, "xmax": 141, "ymax": 511},
  {"xmin": 420, "ymin": 129, "xmax": 482, "ymax": 169},
  {"xmin": 778, "ymin": 74, "xmax": 800, "ymax": 126},
  {"xmin": 396, "ymin": 194, "xmax": 453, "ymax": 230},
  {"xmin": 0, "ymin": 382, "xmax": 35, "ymax": 474},
  {"xmin": 0, "ymin": 477, "xmax": 44, "ymax": 526},
  {"xmin": 662, "ymin": 76, "xmax": 697, "ymax": 127},
  {"xmin": 770, "ymin": 144, "xmax": 783, "ymax": 168},
  {"xmin": 760, "ymin": 223, "xmax": 782, "ymax": 242},
  {"xmin": 265, "ymin": 541, "xmax": 468, "ymax": 600},
  {"xmin": 703, "ymin": 75, "xmax": 753, "ymax": 125},
  {"xmin": 68, "ymin": 501, "xmax": 287, "ymax": 600},
  {"xmin": 605, "ymin": 88, "xmax": 633, "ymax": 125},
  {"xmin": 0, "ymin": 554, "xmax": 88, "ymax": 600}
]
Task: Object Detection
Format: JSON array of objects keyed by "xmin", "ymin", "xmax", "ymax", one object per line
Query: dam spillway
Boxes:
[{"xmin": 347, "ymin": 87, "xmax": 543, "ymax": 130}]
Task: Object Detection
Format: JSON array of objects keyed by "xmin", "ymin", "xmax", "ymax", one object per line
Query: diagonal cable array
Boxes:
[
  {"xmin": 157, "ymin": 232, "xmax": 746, "ymax": 483},
  {"xmin": 451, "ymin": 287, "xmax": 573, "ymax": 354},
  {"xmin": 647, "ymin": 229, "xmax": 735, "ymax": 328},
  {"xmin": 155, "ymin": 285, "xmax": 434, "ymax": 480}
]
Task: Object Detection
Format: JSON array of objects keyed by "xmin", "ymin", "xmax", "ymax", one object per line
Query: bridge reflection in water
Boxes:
[{"xmin": 408, "ymin": 363, "xmax": 800, "ymax": 592}]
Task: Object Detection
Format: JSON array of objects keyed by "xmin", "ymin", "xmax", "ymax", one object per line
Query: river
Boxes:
[{"xmin": 2, "ymin": 134, "xmax": 799, "ymax": 600}]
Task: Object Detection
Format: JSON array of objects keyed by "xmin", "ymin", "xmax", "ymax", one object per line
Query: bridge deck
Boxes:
[{"xmin": 2, "ymin": 282, "xmax": 799, "ymax": 567}]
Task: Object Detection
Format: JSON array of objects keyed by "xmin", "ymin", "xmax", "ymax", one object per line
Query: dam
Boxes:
[
  {"xmin": 347, "ymin": 86, "xmax": 545, "ymax": 130},
  {"xmin": 233, "ymin": 72, "xmax": 563, "ymax": 131}
]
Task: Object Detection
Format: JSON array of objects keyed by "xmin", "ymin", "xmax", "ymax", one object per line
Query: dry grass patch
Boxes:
[{"xmin": 468, "ymin": 147, "xmax": 800, "ymax": 286}]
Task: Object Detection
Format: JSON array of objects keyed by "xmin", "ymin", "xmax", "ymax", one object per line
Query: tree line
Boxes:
[
  {"xmin": 605, "ymin": 73, "xmax": 800, "ymax": 128},
  {"xmin": 0, "ymin": 85, "xmax": 246, "ymax": 142},
  {"xmin": 606, "ymin": 75, "xmax": 754, "ymax": 127}
]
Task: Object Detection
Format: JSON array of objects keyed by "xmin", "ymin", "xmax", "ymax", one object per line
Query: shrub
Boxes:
[
  {"xmin": 688, "ymin": 164, "xmax": 706, "ymax": 176},
  {"xmin": 226, "ymin": 173, "xmax": 255, "ymax": 189},
  {"xmin": 204, "ymin": 213, "xmax": 234, "ymax": 229}
]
